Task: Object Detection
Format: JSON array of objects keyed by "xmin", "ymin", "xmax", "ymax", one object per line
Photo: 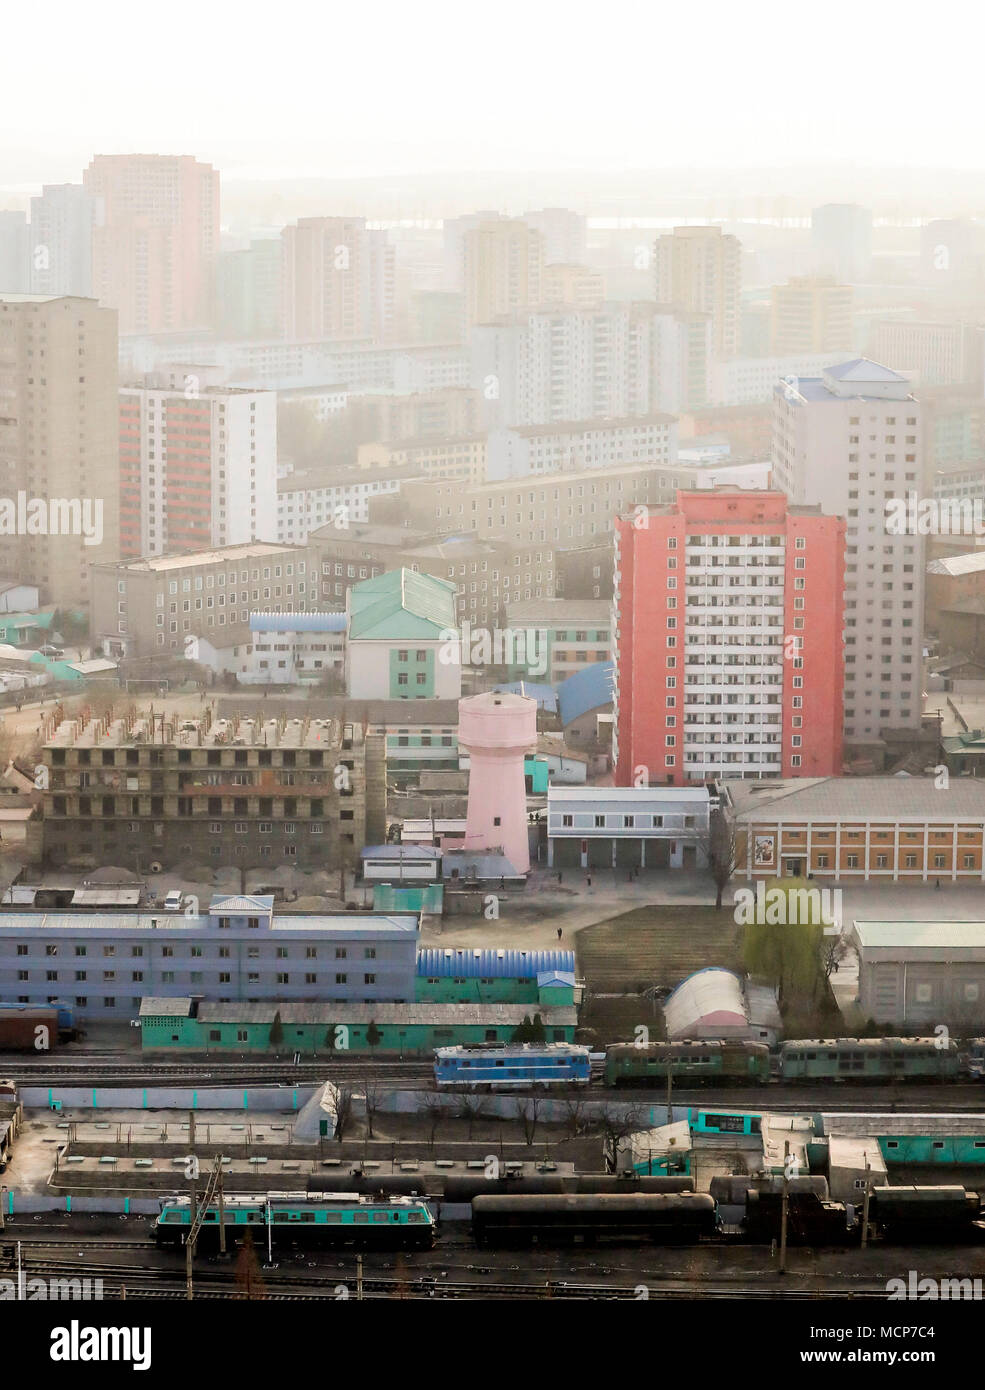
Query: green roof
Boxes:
[
  {"xmin": 348, "ymin": 568, "xmax": 457, "ymax": 641},
  {"xmin": 942, "ymin": 733, "xmax": 985, "ymax": 752},
  {"xmin": 0, "ymin": 609, "xmax": 56, "ymax": 629}
]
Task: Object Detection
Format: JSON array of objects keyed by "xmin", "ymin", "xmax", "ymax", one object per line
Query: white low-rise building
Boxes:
[
  {"xmin": 547, "ymin": 785, "xmax": 714, "ymax": 870},
  {"xmin": 242, "ymin": 612, "xmax": 347, "ymax": 684}
]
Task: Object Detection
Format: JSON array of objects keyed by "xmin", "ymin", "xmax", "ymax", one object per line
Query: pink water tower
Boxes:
[{"xmin": 459, "ymin": 691, "xmax": 537, "ymax": 875}]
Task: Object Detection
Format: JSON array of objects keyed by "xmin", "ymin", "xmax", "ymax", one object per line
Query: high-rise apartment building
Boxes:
[
  {"xmin": 281, "ymin": 217, "xmax": 394, "ymax": 342},
  {"xmin": 471, "ymin": 302, "xmax": 666, "ymax": 427},
  {"xmin": 84, "ymin": 154, "xmax": 219, "ymax": 334},
  {"xmin": 118, "ymin": 375, "xmax": 277, "ymax": 558},
  {"xmin": 217, "ymin": 239, "xmax": 282, "ymax": 339},
  {"xmin": 653, "ymin": 226, "xmax": 742, "ymax": 356},
  {"xmin": 522, "ymin": 208, "xmax": 587, "ymax": 266},
  {"xmin": 29, "ymin": 184, "xmax": 97, "ymax": 298},
  {"xmin": 462, "ymin": 218, "xmax": 544, "ymax": 325},
  {"xmin": 0, "ymin": 293, "xmax": 120, "ymax": 606},
  {"xmin": 0, "ymin": 212, "xmax": 32, "ymax": 293},
  {"xmin": 613, "ymin": 489, "xmax": 845, "ymax": 787},
  {"xmin": 769, "ymin": 277, "xmax": 853, "ymax": 356},
  {"xmin": 772, "ymin": 359, "xmax": 924, "ymax": 741},
  {"xmin": 810, "ymin": 204, "xmax": 872, "ymax": 284}
]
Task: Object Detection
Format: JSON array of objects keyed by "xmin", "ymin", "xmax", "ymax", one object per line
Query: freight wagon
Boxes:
[{"xmin": 0, "ymin": 1006, "xmax": 59, "ymax": 1052}]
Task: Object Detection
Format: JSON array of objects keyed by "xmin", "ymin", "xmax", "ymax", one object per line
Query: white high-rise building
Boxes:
[
  {"xmin": 30, "ymin": 184, "xmax": 98, "ymax": 297},
  {"xmin": 811, "ymin": 204, "xmax": 872, "ymax": 284},
  {"xmin": 471, "ymin": 303, "xmax": 666, "ymax": 428},
  {"xmin": 772, "ymin": 358, "xmax": 924, "ymax": 741},
  {"xmin": 118, "ymin": 375, "xmax": 278, "ymax": 558},
  {"xmin": 522, "ymin": 208, "xmax": 587, "ymax": 266}
]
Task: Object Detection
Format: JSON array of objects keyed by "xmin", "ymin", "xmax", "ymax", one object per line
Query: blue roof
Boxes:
[
  {"xmin": 249, "ymin": 612, "xmax": 347, "ymax": 633},
  {"xmin": 493, "ymin": 680, "xmax": 558, "ymax": 713},
  {"xmin": 536, "ymin": 970, "xmax": 577, "ymax": 988},
  {"xmin": 558, "ymin": 660, "xmax": 614, "ymax": 726},
  {"xmin": 417, "ymin": 948, "xmax": 575, "ymax": 978}
]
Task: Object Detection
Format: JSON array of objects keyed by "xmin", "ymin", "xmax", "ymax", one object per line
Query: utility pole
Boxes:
[
  {"xmin": 186, "ymin": 1111, "xmax": 197, "ymax": 1301},
  {"xmin": 184, "ymin": 1153, "xmax": 226, "ymax": 1301},
  {"xmin": 861, "ymin": 1159, "xmax": 871, "ymax": 1249},
  {"xmin": 357, "ymin": 1253, "xmax": 363, "ymax": 1301},
  {"xmin": 779, "ymin": 1140, "xmax": 789, "ymax": 1275},
  {"xmin": 665, "ymin": 1060, "xmax": 673, "ymax": 1138}
]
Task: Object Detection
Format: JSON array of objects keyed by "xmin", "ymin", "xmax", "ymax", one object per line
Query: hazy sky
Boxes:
[{"xmin": 3, "ymin": 0, "xmax": 983, "ymax": 186}]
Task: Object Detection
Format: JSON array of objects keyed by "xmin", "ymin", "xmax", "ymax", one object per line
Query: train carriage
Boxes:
[
  {"xmin": 603, "ymin": 1039, "xmax": 770, "ymax": 1088},
  {"xmin": 471, "ymin": 1192, "xmax": 717, "ymax": 1247},
  {"xmin": 153, "ymin": 1192, "xmax": 435, "ymax": 1252},
  {"xmin": 778, "ymin": 1037, "xmax": 961, "ymax": 1083}
]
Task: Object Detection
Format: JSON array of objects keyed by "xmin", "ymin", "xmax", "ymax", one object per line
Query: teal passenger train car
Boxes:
[
  {"xmin": 604, "ymin": 1040, "xmax": 771, "ymax": 1088},
  {"xmin": 153, "ymin": 1192, "xmax": 435, "ymax": 1252},
  {"xmin": 779, "ymin": 1037, "xmax": 961, "ymax": 1082}
]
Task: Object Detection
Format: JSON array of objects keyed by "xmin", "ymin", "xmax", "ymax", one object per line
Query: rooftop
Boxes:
[
  {"xmin": 852, "ymin": 921, "xmax": 985, "ymax": 950},
  {"xmin": 504, "ymin": 598, "xmax": 612, "ymax": 626},
  {"xmin": 347, "ymin": 568, "xmax": 457, "ymax": 641},
  {"xmin": 98, "ymin": 542, "xmax": 305, "ymax": 574},
  {"xmin": 727, "ymin": 776, "xmax": 985, "ymax": 821},
  {"xmin": 928, "ymin": 552, "xmax": 985, "ymax": 577},
  {"xmin": 43, "ymin": 709, "xmax": 348, "ymax": 751}
]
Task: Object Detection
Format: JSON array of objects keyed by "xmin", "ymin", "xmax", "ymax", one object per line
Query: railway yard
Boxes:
[{"xmin": 4, "ymin": 1048, "xmax": 985, "ymax": 1304}]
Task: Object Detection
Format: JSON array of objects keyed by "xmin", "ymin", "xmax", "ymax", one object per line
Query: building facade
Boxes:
[
  {"xmin": 613, "ymin": 489, "xmax": 845, "ymax": 787},
  {"xmin": 653, "ymin": 226, "xmax": 742, "ymax": 356},
  {"xmin": 40, "ymin": 708, "xmax": 385, "ymax": 870},
  {"xmin": 0, "ymin": 293, "xmax": 121, "ymax": 607},
  {"xmin": 547, "ymin": 786, "xmax": 712, "ymax": 870},
  {"xmin": 772, "ymin": 359, "xmax": 925, "ymax": 741},
  {"xmin": 90, "ymin": 540, "xmax": 316, "ymax": 659},
  {"xmin": 118, "ymin": 378, "xmax": 277, "ymax": 558},
  {"xmin": 84, "ymin": 154, "xmax": 219, "ymax": 335},
  {"xmin": 728, "ymin": 776, "xmax": 985, "ymax": 882},
  {"xmin": 0, "ymin": 894, "xmax": 418, "ymax": 1020}
]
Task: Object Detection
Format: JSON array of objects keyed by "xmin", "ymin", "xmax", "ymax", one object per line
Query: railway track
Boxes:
[{"xmin": 0, "ymin": 1250, "xmax": 898, "ymax": 1300}]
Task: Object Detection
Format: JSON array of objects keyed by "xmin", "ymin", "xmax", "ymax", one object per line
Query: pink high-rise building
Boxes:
[
  {"xmin": 84, "ymin": 154, "xmax": 219, "ymax": 334},
  {"xmin": 459, "ymin": 691, "xmax": 537, "ymax": 874}
]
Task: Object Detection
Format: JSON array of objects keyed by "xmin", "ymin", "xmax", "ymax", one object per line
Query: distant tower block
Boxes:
[{"xmin": 459, "ymin": 691, "xmax": 538, "ymax": 875}]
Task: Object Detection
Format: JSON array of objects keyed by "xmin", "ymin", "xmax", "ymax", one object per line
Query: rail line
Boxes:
[{"xmin": 0, "ymin": 1251, "xmax": 897, "ymax": 1300}]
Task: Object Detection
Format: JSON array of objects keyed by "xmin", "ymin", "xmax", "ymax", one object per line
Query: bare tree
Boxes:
[
  {"xmin": 706, "ymin": 806, "xmax": 738, "ymax": 910},
  {"xmin": 518, "ymin": 1094, "xmax": 545, "ymax": 1147},
  {"xmin": 418, "ymin": 1091, "xmax": 445, "ymax": 1153},
  {"xmin": 594, "ymin": 1103, "xmax": 646, "ymax": 1174},
  {"xmin": 559, "ymin": 1086, "xmax": 588, "ymax": 1139},
  {"xmin": 822, "ymin": 934, "xmax": 850, "ymax": 978},
  {"xmin": 332, "ymin": 1083, "xmax": 354, "ymax": 1142},
  {"xmin": 363, "ymin": 1072, "xmax": 383, "ymax": 1140},
  {"xmin": 456, "ymin": 1090, "xmax": 490, "ymax": 1140}
]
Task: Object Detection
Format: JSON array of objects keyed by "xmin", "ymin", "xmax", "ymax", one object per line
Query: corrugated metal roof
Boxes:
[
  {"xmin": 853, "ymin": 920, "xmax": 985, "ymax": 949},
  {"xmin": 249, "ymin": 612, "xmax": 348, "ymax": 633},
  {"xmin": 416, "ymin": 948, "xmax": 575, "ymax": 978},
  {"xmin": 140, "ymin": 997, "xmax": 194, "ymax": 1017},
  {"xmin": 557, "ymin": 661, "xmax": 614, "ymax": 726},
  {"xmin": 664, "ymin": 968, "xmax": 747, "ymax": 1038},
  {"xmin": 196, "ymin": 1001, "xmax": 577, "ymax": 1026},
  {"xmin": 348, "ymin": 568, "xmax": 457, "ymax": 640}
]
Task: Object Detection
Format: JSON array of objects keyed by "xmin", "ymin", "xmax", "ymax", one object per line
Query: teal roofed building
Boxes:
[{"xmin": 346, "ymin": 568, "xmax": 461, "ymax": 701}]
